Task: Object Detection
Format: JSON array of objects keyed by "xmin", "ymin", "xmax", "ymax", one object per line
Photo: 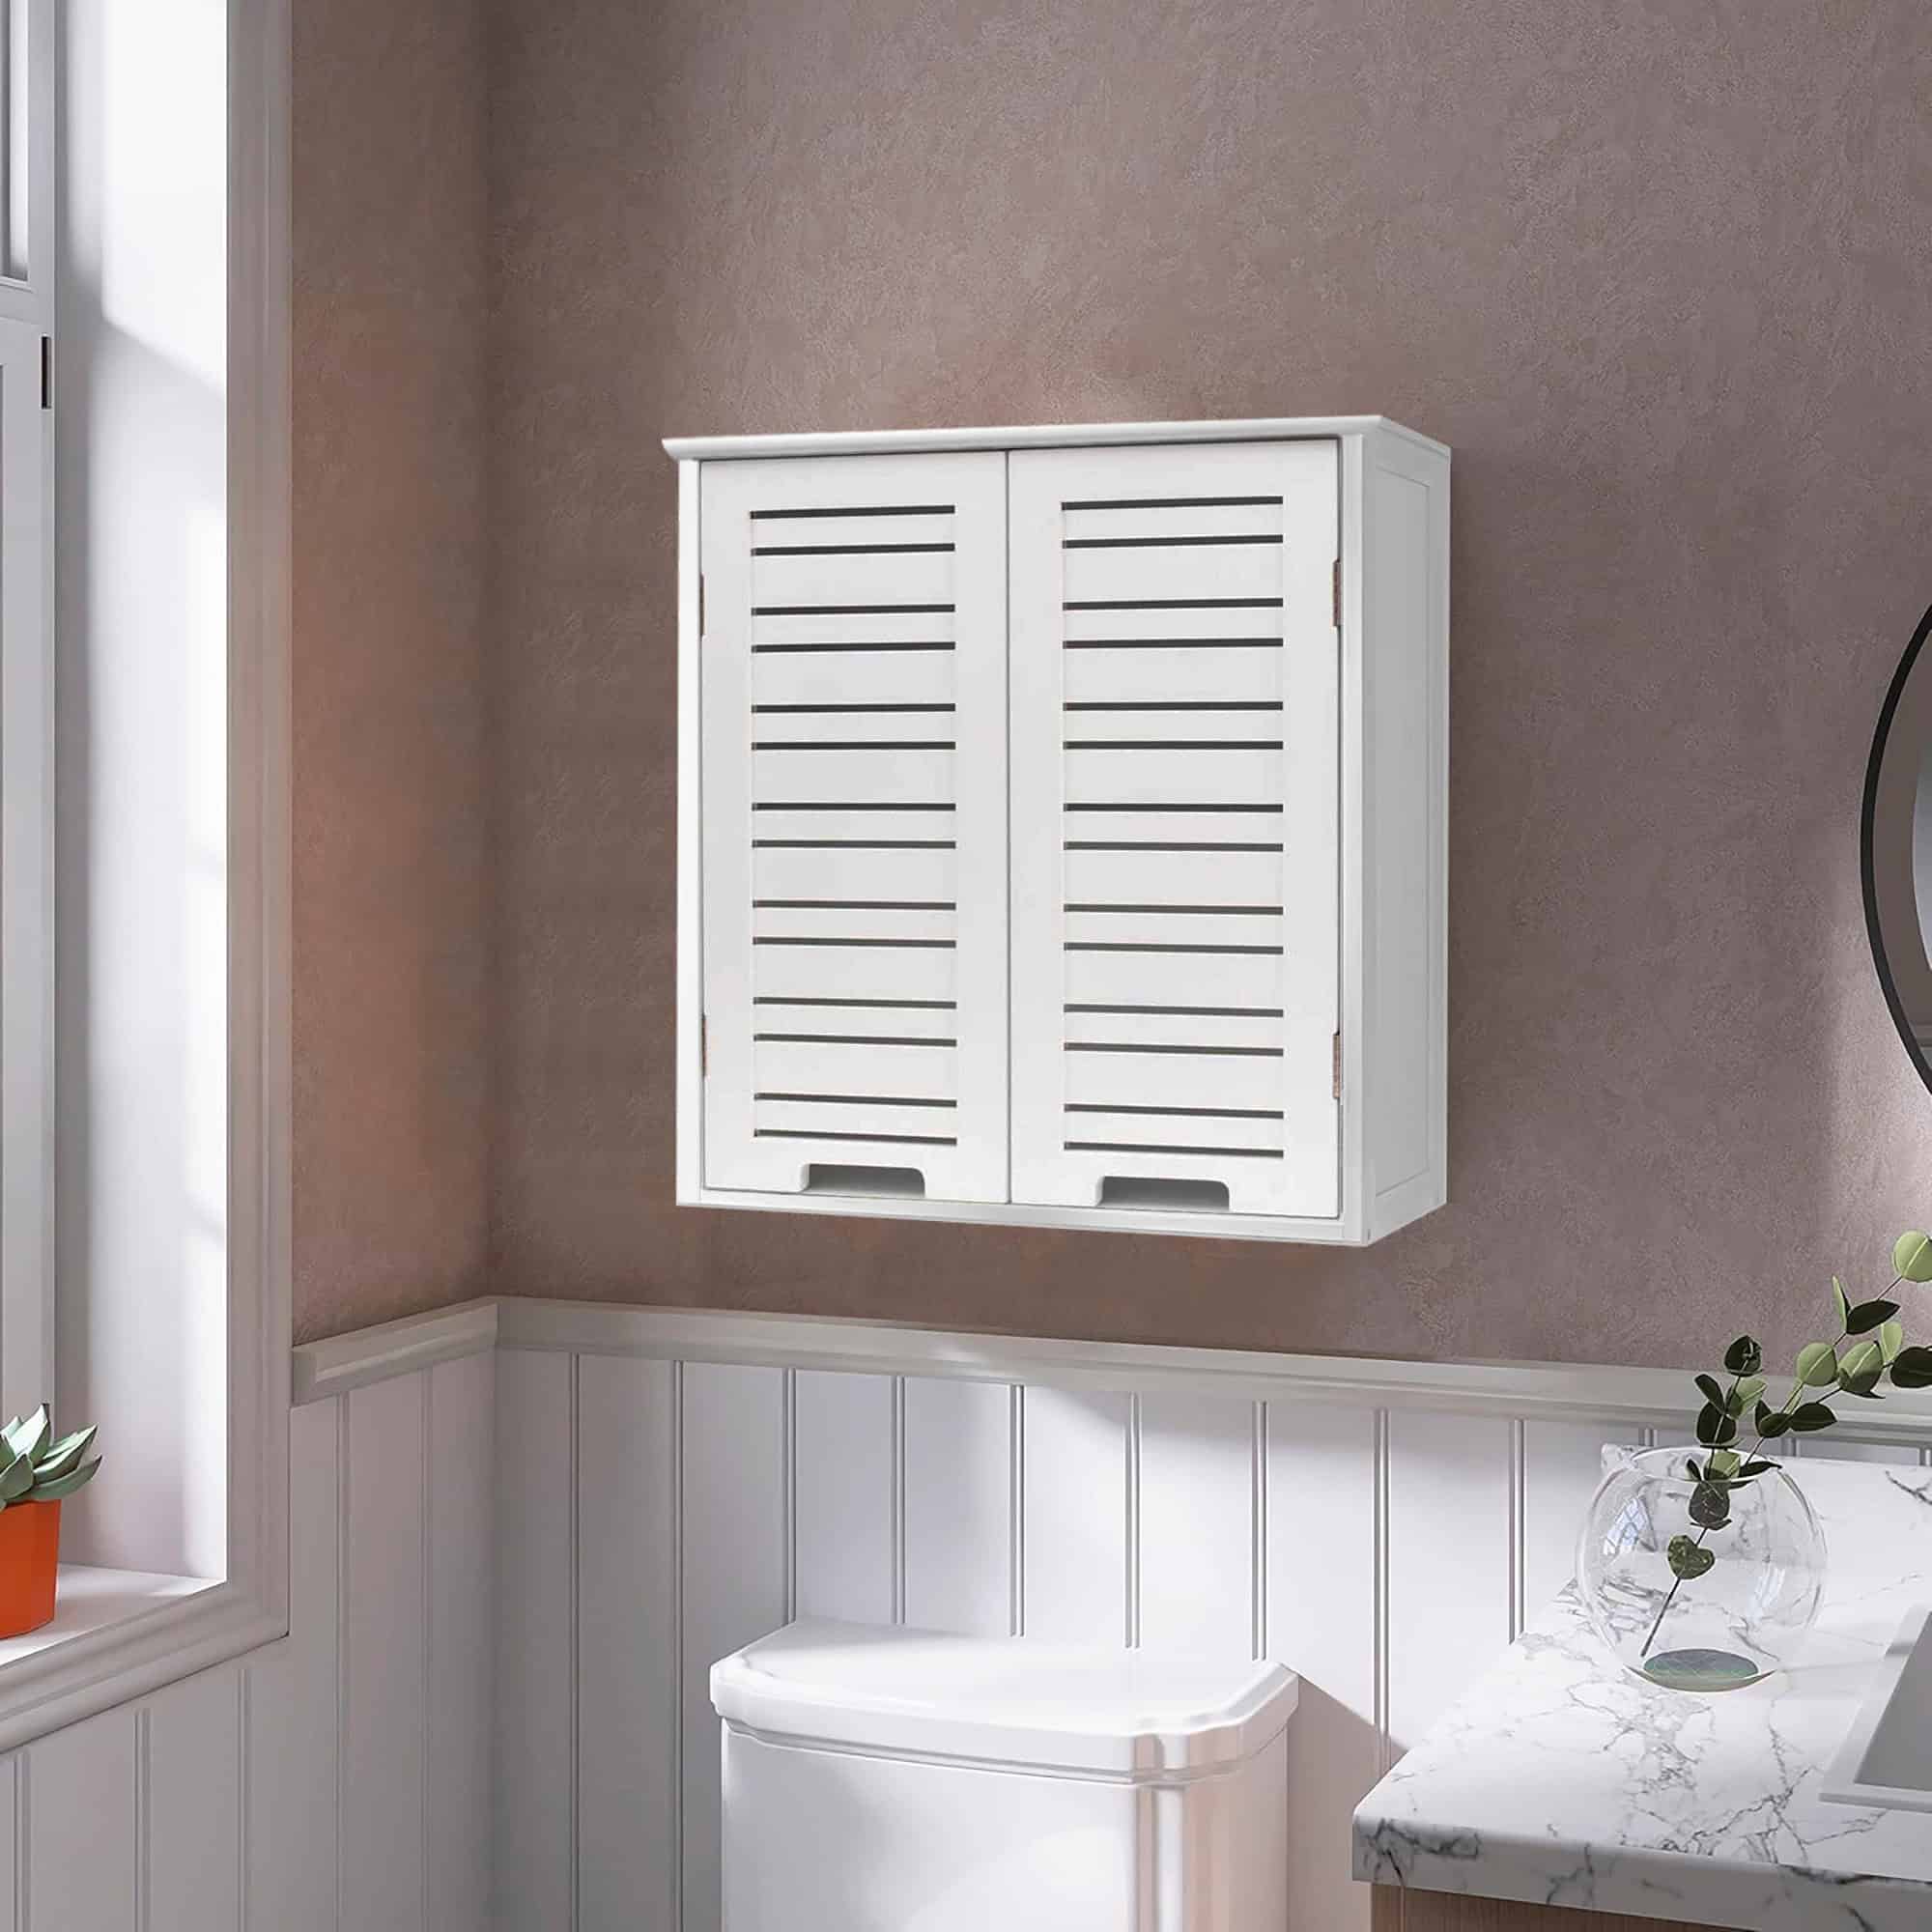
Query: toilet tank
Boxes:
[{"xmin": 711, "ymin": 1619, "xmax": 1297, "ymax": 1932}]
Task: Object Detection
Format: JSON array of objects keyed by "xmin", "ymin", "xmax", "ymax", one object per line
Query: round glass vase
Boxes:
[{"xmin": 1575, "ymin": 1446, "xmax": 1827, "ymax": 1692}]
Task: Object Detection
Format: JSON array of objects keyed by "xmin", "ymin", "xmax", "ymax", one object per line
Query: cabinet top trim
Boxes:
[{"xmin": 662, "ymin": 414, "xmax": 1449, "ymax": 464}]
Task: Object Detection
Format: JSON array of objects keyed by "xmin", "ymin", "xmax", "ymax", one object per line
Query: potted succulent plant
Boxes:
[
  {"xmin": 0, "ymin": 1406, "xmax": 100, "ymax": 1639},
  {"xmin": 1577, "ymin": 1231, "xmax": 1932, "ymax": 1691}
]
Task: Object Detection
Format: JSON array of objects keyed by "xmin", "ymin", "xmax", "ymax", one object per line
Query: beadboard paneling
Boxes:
[
  {"xmin": 792, "ymin": 1370, "xmax": 895, "ymax": 1626},
  {"xmin": 577, "ymin": 1352, "xmax": 676, "ymax": 1932},
  {"xmin": 146, "ymin": 1669, "xmax": 242, "ymax": 1932},
  {"xmin": 27, "ymin": 1706, "xmax": 135, "ymax": 1930},
  {"xmin": 1020, "ymin": 1385, "xmax": 1130, "ymax": 1643},
  {"xmin": 678, "ymin": 1364, "xmax": 786, "ymax": 1932},
  {"xmin": 1137, "ymin": 1392, "xmax": 1262, "ymax": 1656},
  {"xmin": 244, "ymin": 1396, "xmax": 340, "ymax": 1932},
  {"xmin": 484, "ymin": 1304, "xmax": 1754, "ymax": 1932},
  {"xmin": 1521, "ymin": 1421, "xmax": 1619, "ymax": 1621},
  {"xmin": 1268, "ymin": 1401, "xmax": 1381, "ymax": 1931},
  {"xmin": 494, "ymin": 1346, "xmax": 574, "ymax": 1931},
  {"xmin": 19, "ymin": 1302, "xmax": 1932, "ymax": 1932},
  {"xmin": 428, "ymin": 1352, "xmax": 496, "ymax": 1932},
  {"xmin": 341, "ymin": 1373, "xmax": 428, "ymax": 1932},
  {"xmin": 900, "ymin": 1376, "xmax": 1015, "ymax": 1636},
  {"xmin": 0, "ymin": 1352, "xmax": 491, "ymax": 1932},
  {"xmin": 1386, "ymin": 1411, "xmax": 1514, "ymax": 1751}
]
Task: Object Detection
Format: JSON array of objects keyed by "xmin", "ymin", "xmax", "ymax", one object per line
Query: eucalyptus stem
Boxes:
[
  {"xmin": 1638, "ymin": 1362, "xmax": 1751, "ymax": 1659},
  {"xmin": 1638, "ymin": 1275, "xmax": 1909, "ymax": 1662}
]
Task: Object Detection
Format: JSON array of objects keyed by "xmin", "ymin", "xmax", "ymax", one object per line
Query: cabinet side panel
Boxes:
[
  {"xmin": 1364, "ymin": 446, "xmax": 1446, "ymax": 1223},
  {"xmin": 678, "ymin": 459, "xmax": 703, "ymax": 1201}
]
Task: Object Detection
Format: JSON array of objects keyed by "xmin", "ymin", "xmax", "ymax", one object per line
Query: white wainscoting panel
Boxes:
[
  {"xmin": 1020, "ymin": 1385, "xmax": 1129, "ymax": 1644},
  {"xmin": 1521, "ymin": 1419, "xmax": 1619, "ymax": 1619},
  {"xmin": 1385, "ymin": 1409, "xmax": 1514, "ymax": 1751},
  {"xmin": 488, "ymin": 1300, "xmax": 1823, "ymax": 1932},
  {"xmin": 0, "ymin": 1757, "xmax": 14, "ymax": 1932},
  {"xmin": 1266, "ymin": 1401, "xmax": 1379, "ymax": 1932},
  {"xmin": 792, "ymin": 1370, "xmax": 895, "ymax": 1625},
  {"xmin": 26, "ymin": 1704, "xmax": 135, "ymax": 1930},
  {"xmin": 577, "ymin": 1352, "xmax": 675, "ymax": 1932},
  {"xmin": 0, "ymin": 1352, "xmax": 491, "ymax": 1932},
  {"xmin": 428, "ymin": 1352, "xmax": 496, "ymax": 1932},
  {"xmin": 146, "ymin": 1667, "xmax": 242, "ymax": 1932},
  {"xmin": 245, "ymin": 1395, "xmax": 340, "ymax": 1932},
  {"xmin": 679, "ymin": 1364, "xmax": 786, "ymax": 1932},
  {"xmin": 901, "ymin": 1376, "xmax": 1015, "ymax": 1635},
  {"xmin": 43, "ymin": 1298, "xmax": 1932, "ymax": 1932},
  {"xmin": 1137, "ymin": 1393, "xmax": 1262, "ymax": 1657},
  {"xmin": 342, "ymin": 1373, "xmax": 429, "ymax": 1932},
  {"xmin": 495, "ymin": 1345, "xmax": 573, "ymax": 1932}
]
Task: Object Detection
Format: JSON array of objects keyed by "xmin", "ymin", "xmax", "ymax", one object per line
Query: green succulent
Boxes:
[{"xmin": 0, "ymin": 1406, "xmax": 99, "ymax": 1509}]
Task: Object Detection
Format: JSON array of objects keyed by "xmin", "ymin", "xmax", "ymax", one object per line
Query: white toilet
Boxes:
[{"xmin": 712, "ymin": 1619, "xmax": 1297, "ymax": 1930}]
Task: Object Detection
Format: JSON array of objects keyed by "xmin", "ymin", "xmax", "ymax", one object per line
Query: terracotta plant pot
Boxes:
[{"xmin": 0, "ymin": 1500, "xmax": 60, "ymax": 1637}]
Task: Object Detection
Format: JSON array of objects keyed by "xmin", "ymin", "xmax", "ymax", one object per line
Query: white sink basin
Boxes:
[{"xmin": 1823, "ymin": 1605, "xmax": 1932, "ymax": 1812}]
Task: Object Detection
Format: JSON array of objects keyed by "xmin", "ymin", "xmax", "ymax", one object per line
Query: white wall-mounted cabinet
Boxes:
[{"xmin": 666, "ymin": 418, "xmax": 1448, "ymax": 1245}]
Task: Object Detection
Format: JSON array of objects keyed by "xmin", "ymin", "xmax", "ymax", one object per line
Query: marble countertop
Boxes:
[{"xmin": 1352, "ymin": 1453, "xmax": 1932, "ymax": 1930}]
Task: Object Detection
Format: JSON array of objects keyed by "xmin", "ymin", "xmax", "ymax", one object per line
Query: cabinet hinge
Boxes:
[
  {"xmin": 1331, "ymin": 558, "xmax": 1341, "ymax": 630},
  {"xmin": 1332, "ymin": 1031, "xmax": 1342, "ymax": 1100},
  {"xmin": 700, "ymin": 1013, "xmax": 709, "ymax": 1075}
]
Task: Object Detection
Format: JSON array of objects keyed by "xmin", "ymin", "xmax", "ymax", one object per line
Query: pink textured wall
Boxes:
[
  {"xmin": 484, "ymin": 0, "xmax": 1932, "ymax": 1368},
  {"xmin": 292, "ymin": 0, "xmax": 492, "ymax": 1341}
]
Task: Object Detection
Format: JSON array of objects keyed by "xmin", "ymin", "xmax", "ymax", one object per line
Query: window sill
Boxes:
[
  {"xmin": 0, "ymin": 1566, "xmax": 216, "ymax": 1670},
  {"xmin": 0, "ymin": 1565, "xmax": 275, "ymax": 1750}
]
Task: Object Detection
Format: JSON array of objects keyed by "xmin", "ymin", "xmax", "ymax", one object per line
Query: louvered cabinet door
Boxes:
[
  {"xmin": 1008, "ymin": 441, "xmax": 1341, "ymax": 1217},
  {"xmin": 698, "ymin": 453, "xmax": 1009, "ymax": 1201}
]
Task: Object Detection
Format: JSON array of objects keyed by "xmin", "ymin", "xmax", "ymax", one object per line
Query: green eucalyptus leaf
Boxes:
[
  {"xmin": 1667, "ymin": 1535, "xmax": 1716, "ymax": 1580},
  {"xmin": 1841, "ymin": 1340, "xmax": 1883, "ymax": 1381},
  {"xmin": 1707, "ymin": 1448, "xmax": 1741, "ymax": 1476},
  {"xmin": 1738, "ymin": 1459, "xmax": 1776, "ymax": 1478},
  {"xmin": 1890, "ymin": 1347, "xmax": 1932, "ymax": 1390},
  {"xmin": 1735, "ymin": 1376, "xmax": 1767, "ymax": 1406},
  {"xmin": 1756, "ymin": 1401, "xmax": 1790, "ymax": 1436},
  {"xmin": 1683, "ymin": 1457, "xmax": 1703, "ymax": 1482},
  {"xmin": 29, "ymin": 1457, "xmax": 99, "ymax": 1502},
  {"xmin": 1895, "ymin": 1232, "xmax": 1932, "ymax": 1283},
  {"xmin": 1695, "ymin": 1402, "xmax": 1737, "ymax": 1446},
  {"xmin": 1883, "ymin": 1320, "xmax": 1906, "ymax": 1365},
  {"xmin": 1694, "ymin": 1373, "xmax": 1725, "ymax": 1409},
  {"xmin": 1689, "ymin": 1482, "xmax": 1732, "ymax": 1530},
  {"xmin": 1797, "ymin": 1342, "xmax": 1840, "ymax": 1387},
  {"xmin": 1724, "ymin": 1336, "xmax": 1763, "ymax": 1376},
  {"xmin": 1849, "ymin": 1299, "xmax": 1901, "ymax": 1337},
  {"xmin": 1833, "ymin": 1277, "xmax": 1852, "ymax": 1330},
  {"xmin": 1788, "ymin": 1402, "xmax": 1839, "ymax": 1433}
]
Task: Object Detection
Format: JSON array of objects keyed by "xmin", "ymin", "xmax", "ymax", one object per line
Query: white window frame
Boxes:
[
  {"xmin": 0, "ymin": 0, "xmax": 290, "ymax": 1749},
  {"xmin": 0, "ymin": 0, "xmax": 57, "ymax": 1428}
]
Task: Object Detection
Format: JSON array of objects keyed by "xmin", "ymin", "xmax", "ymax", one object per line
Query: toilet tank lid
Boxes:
[{"xmin": 710, "ymin": 1619, "xmax": 1297, "ymax": 1778}]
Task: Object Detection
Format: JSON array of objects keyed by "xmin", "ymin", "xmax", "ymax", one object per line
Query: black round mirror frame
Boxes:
[{"xmin": 1861, "ymin": 599, "xmax": 1932, "ymax": 1095}]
